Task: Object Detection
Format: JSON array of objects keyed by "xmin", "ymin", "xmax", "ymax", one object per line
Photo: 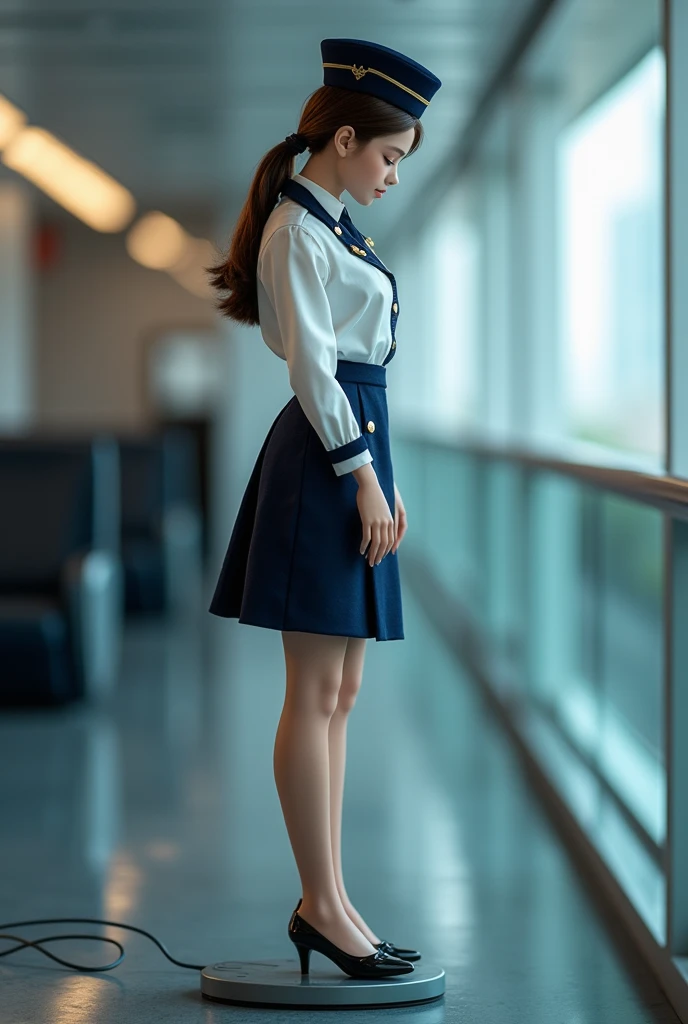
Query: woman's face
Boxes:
[{"xmin": 337, "ymin": 126, "xmax": 416, "ymax": 206}]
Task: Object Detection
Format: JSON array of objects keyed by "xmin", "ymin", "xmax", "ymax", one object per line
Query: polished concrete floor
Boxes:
[{"xmin": 0, "ymin": 578, "xmax": 681, "ymax": 1023}]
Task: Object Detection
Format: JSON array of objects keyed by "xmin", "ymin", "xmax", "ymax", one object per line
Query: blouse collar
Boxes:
[{"xmin": 291, "ymin": 173, "xmax": 344, "ymax": 223}]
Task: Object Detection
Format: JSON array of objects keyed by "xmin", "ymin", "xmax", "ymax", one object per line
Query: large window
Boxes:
[
  {"xmin": 393, "ymin": 0, "xmax": 669, "ymax": 953},
  {"xmin": 558, "ymin": 47, "xmax": 665, "ymax": 460},
  {"xmin": 392, "ymin": 181, "xmax": 479, "ymax": 435}
]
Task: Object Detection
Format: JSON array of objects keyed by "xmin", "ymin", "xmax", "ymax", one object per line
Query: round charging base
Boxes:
[{"xmin": 200, "ymin": 957, "xmax": 445, "ymax": 1009}]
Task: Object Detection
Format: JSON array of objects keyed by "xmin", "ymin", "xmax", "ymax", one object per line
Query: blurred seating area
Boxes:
[{"xmin": 0, "ymin": 427, "xmax": 203, "ymax": 708}]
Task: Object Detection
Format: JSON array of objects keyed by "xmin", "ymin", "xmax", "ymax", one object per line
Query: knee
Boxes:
[
  {"xmin": 318, "ymin": 675, "xmax": 344, "ymax": 717},
  {"xmin": 335, "ymin": 675, "xmax": 362, "ymax": 715}
]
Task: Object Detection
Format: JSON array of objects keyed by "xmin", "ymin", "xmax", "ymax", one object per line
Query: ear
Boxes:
[{"xmin": 334, "ymin": 125, "xmax": 357, "ymax": 156}]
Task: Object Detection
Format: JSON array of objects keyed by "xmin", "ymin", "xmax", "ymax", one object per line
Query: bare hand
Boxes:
[
  {"xmin": 391, "ymin": 481, "xmax": 407, "ymax": 555},
  {"xmin": 356, "ymin": 475, "xmax": 395, "ymax": 567}
]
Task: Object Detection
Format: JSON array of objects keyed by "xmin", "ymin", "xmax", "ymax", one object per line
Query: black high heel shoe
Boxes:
[
  {"xmin": 294, "ymin": 898, "xmax": 422, "ymax": 963},
  {"xmin": 288, "ymin": 902, "xmax": 414, "ymax": 979}
]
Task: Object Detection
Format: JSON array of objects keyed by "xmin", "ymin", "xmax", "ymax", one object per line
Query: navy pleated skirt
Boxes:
[{"xmin": 208, "ymin": 359, "xmax": 404, "ymax": 641}]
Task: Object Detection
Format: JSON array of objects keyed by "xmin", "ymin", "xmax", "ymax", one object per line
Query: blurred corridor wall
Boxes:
[
  {"xmin": 0, "ymin": 181, "xmax": 34, "ymax": 430},
  {"xmin": 208, "ymin": 313, "xmax": 292, "ymax": 579},
  {"xmin": 34, "ymin": 208, "xmax": 215, "ymax": 430}
]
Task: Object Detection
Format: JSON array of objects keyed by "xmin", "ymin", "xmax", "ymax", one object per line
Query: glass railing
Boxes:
[{"xmin": 395, "ymin": 434, "xmax": 666, "ymax": 944}]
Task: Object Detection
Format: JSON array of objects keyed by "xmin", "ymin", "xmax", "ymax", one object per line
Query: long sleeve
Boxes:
[{"xmin": 258, "ymin": 223, "xmax": 373, "ymax": 476}]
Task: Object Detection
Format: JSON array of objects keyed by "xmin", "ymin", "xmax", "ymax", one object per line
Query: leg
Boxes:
[
  {"xmin": 328, "ymin": 636, "xmax": 381, "ymax": 945},
  {"xmin": 275, "ymin": 630, "xmax": 377, "ymax": 957}
]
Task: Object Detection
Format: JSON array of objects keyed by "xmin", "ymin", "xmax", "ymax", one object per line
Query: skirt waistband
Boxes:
[{"xmin": 334, "ymin": 359, "xmax": 387, "ymax": 387}]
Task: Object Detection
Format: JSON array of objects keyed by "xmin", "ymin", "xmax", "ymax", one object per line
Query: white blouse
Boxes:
[{"xmin": 256, "ymin": 172, "xmax": 396, "ymax": 476}]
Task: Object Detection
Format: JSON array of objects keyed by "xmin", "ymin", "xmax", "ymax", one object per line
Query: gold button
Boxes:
[
  {"xmin": 391, "ymin": 340, "xmax": 396, "ymax": 348},
  {"xmin": 334, "ymin": 225, "xmax": 342, "ymax": 235},
  {"xmin": 364, "ymin": 236, "xmax": 375, "ymax": 247},
  {"xmin": 392, "ymin": 302, "xmax": 398, "ymax": 313},
  {"xmin": 366, "ymin": 420, "xmax": 375, "ymax": 433}
]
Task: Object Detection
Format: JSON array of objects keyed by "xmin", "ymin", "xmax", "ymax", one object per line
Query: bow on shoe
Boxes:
[{"xmin": 376, "ymin": 938, "xmax": 422, "ymax": 961}]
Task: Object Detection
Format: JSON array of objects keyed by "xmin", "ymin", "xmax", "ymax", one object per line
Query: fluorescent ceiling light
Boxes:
[
  {"xmin": 0, "ymin": 95, "xmax": 27, "ymax": 149},
  {"xmin": 2, "ymin": 125, "xmax": 136, "ymax": 231},
  {"xmin": 126, "ymin": 211, "xmax": 189, "ymax": 269}
]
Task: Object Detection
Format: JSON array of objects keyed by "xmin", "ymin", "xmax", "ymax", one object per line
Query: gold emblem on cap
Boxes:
[{"xmin": 322, "ymin": 62, "xmax": 431, "ymax": 106}]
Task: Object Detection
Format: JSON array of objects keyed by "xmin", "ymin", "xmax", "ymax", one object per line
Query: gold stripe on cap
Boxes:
[{"xmin": 322, "ymin": 62, "xmax": 430, "ymax": 106}]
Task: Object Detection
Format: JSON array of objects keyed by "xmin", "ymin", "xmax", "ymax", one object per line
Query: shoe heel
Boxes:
[{"xmin": 295, "ymin": 943, "xmax": 311, "ymax": 975}]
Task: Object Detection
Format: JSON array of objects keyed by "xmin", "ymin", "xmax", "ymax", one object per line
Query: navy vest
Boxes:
[{"xmin": 279, "ymin": 177, "xmax": 399, "ymax": 366}]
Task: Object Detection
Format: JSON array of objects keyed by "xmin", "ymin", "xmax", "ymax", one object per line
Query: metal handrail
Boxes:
[{"xmin": 396, "ymin": 429, "xmax": 688, "ymax": 519}]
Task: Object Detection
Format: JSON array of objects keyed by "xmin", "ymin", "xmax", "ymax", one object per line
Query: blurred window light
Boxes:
[
  {"xmin": 1, "ymin": 125, "xmax": 136, "ymax": 231},
  {"xmin": 557, "ymin": 46, "xmax": 665, "ymax": 461},
  {"xmin": 431, "ymin": 184, "xmax": 479, "ymax": 432},
  {"xmin": 148, "ymin": 330, "xmax": 224, "ymax": 415}
]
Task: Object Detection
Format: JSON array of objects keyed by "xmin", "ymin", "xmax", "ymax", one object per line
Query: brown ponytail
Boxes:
[{"xmin": 205, "ymin": 84, "xmax": 423, "ymax": 325}]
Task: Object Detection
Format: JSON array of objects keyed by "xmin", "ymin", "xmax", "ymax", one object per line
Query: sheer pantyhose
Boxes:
[{"xmin": 275, "ymin": 630, "xmax": 380, "ymax": 957}]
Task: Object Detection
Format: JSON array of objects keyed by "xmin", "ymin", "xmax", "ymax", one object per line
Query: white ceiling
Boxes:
[{"xmin": 0, "ymin": 0, "xmax": 537, "ymax": 237}]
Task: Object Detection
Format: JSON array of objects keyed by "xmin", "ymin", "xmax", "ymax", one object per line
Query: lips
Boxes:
[{"xmin": 375, "ymin": 188, "xmax": 386, "ymax": 196}]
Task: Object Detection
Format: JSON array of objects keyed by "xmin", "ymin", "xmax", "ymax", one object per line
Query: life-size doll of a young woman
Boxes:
[{"xmin": 206, "ymin": 38, "xmax": 441, "ymax": 980}]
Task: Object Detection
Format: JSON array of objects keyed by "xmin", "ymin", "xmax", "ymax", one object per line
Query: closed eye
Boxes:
[{"xmin": 384, "ymin": 157, "xmax": 394, "ymax": 166}]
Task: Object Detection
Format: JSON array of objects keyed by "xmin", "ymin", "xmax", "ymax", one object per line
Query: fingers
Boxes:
[
  {"xmin": 369, "ymin": 522, "xmax": 382, "ymax": 567},
  {"xmin": 383, "ymin": 519, "xmax": 396, "ymax": 560},
  {"xmin": 360, "ymin": 497, "xmax": 406, "ymax": 566},
  {"xmin": 366, "ymin": 512, "xmax": 408, "ymax": 564},
  {"xmin": 368, "ymin": 519, "xmax": 395, "ymax": 567},
  {"xmin": 364, "ymin": 522, "xmax": 379, "ymax": 567},
  {"xmin": 391, "ymin": 512, "xmax": 407, "ymax": 555}
]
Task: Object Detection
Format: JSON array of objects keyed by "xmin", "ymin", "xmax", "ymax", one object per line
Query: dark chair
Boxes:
[
  {"xmin": 119, "ymin": 428, "xmax": 202, "ymax": 616},
  {"xmin": 0, "ymin": 436, "xmax": 122, "ymax": 705}
]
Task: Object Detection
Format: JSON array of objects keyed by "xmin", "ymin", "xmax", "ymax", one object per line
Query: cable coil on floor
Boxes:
[{"xmin": 0, "ymin": 917, "xmax": 206, "ymax": 972}]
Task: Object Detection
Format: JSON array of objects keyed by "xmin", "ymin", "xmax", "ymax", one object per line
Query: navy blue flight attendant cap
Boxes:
[{"xmin": 320, "ymin": 38, "xmax": 442, "ymax": 120}]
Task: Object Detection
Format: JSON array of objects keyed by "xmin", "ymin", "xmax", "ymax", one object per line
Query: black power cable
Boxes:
[{"xmin": 0, "ymin": 917, "xmax": 206, "ymax": 972}]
